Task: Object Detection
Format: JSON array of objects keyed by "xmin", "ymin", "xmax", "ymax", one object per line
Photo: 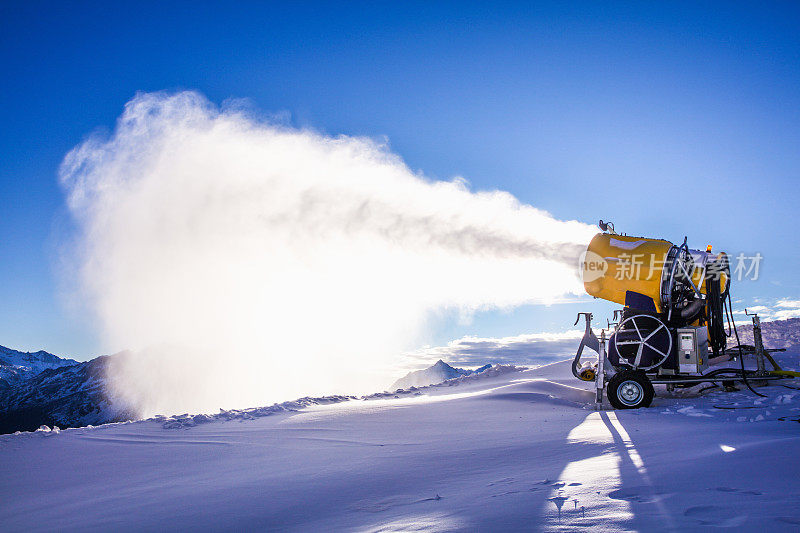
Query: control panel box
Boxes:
[{"xmin": 676, "ymin": 327, "xmax": 709, "ymax": 374}]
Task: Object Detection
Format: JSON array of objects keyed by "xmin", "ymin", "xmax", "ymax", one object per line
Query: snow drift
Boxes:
[
  {"xmin": 4, "ymin": 352, "xmax": 800, "ymax": 531},
  {"xmin": 59, "ymin": 91, "xmax": 595, "ymax": 417}
]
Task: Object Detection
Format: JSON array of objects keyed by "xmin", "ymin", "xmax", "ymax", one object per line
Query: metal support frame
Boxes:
[
  {"xmin": 746, "ymin": 309, "xmax": 769, "ymax": 376},
  {"xmin": 649, "ymin": 375, "xmax": 780, "ymax": 385},
  {"xmin": 573, "ymin": 306, "xmax": 790, "ymax": 408},
  {"xmin": 571, "ymin": 312, "xmax": 608, "ymax": 409},
  {"xmin": 595, "ymin": 330, "xmax": 606, "ymax": 409}
]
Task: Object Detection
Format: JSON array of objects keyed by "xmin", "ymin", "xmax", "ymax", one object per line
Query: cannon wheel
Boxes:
[{"xmin": 607, "ymin": 370, "xmax": 654, "ymax": 409}]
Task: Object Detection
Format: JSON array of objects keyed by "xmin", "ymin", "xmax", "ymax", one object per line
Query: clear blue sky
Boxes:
[{"xmin": 2, "ymin": 2, "xmax": 799, "ymax": 359}]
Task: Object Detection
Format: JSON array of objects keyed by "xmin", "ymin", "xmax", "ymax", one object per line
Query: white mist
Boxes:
[{"xmin": 60, "ymin": 91, "xmax": 596, "ymax": 417}]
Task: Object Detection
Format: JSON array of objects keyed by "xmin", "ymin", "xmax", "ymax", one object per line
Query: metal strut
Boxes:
[
  {"xmin": 745, "ymin": 309, "xmax": 777, "ymax": 375},
  {"xmin": 596, "ymin": 330, "xmax": 607, "ymax": 408},
  {"xmin": 572, "ymin": 313, "xmax": 599, "ymax": 380}
]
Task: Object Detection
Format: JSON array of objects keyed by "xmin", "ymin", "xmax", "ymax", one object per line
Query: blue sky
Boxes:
[{"xmin": 2, "ymin": 2, "xmax": 799, "ymax": 360}]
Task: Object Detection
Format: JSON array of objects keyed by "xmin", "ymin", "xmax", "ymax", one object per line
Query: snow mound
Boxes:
[
  {"xmin": 3, "ymin": 347, "xmax": 800, "ymax": 532},
  {"xmin": 159, "ymin": 365, "xmax": 525, "ymax": 429},
  {"xmin": 158, "ymin": 395, "xmax": 357, "ymax": 429}
]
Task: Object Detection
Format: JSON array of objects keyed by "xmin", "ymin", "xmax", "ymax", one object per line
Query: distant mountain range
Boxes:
[
  {"xmin": 0, "ymin": 346, "xmax": 133, "ymax": 434},
  {"xmin": 390, "ymin": 360, "xmax": 492, "ymax": 390},
  {"xmin": 735, "ymin": 317, "xmax": 800, "ymax": 349},
  {"xmin": 0, "ymin": 345, "xmax": 79, "ymax": 389}
]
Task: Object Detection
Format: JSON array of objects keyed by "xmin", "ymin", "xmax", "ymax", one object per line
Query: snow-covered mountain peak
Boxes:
[
  {"xmin": 0, "ymin": 345, "xmax": 79, "ymax": 384},
  {"xmin": 390, "ymin": 360, "xmax": 492, "ymax": 390}
]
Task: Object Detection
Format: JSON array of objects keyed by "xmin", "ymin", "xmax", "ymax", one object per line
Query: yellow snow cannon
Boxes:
[
  {"xmin": 581, "ymin": 231, "xmax": 729, "ymax": 320},
  {"xmin": 574, "ymin": 221, "xmax": 795, "ymax": 410},
  {"xmin": 570, "ymin": 220, "xmax": 760, "ymax": 410}
]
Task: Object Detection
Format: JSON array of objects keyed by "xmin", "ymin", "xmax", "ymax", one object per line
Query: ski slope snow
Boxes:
[{"xmin": 3, "ymin": 354, "xmax": 800, "ymax": 532}]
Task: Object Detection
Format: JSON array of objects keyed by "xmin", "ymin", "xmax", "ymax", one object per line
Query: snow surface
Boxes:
[{"xmin": 3, "ymin": 353, "xmax": 800, "ymax": 532}]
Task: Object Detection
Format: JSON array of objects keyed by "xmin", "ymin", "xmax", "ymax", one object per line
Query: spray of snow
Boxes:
[{"xmin": 59, "ymin": 91, "xmax": 596, "ymax": 417}]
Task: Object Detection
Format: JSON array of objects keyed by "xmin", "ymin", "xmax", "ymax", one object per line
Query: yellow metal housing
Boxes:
[
  {"xmin": 583, "ymin": 233, "xmax": 673, "ymax": 312},
  {"xmin": 582, "ymin": 233, "xmax": 729, "ymax": 314}
]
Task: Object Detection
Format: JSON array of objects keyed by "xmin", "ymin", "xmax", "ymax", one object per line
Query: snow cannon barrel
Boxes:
[{"xmin": 580, "ymin": 233, "xmax": 729, "ymax": 317}]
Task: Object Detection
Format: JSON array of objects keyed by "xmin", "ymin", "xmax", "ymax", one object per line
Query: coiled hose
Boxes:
[{"xmin": 706, "ymin": 271, "xmax": 727, "ymax": 357}]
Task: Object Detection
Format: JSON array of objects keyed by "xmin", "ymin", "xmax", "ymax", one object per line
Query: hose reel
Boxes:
[{"xmin": 609, "ymin": 314, "xmax": 673, "ymax": 371}]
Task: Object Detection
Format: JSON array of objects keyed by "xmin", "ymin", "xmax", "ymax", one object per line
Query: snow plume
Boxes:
[{"xmin": 59, "ymin": 91, "xmax": 596, "ymax": 417}]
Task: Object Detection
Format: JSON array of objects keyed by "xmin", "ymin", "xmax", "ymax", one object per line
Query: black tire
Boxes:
[{"xmin": 607, "ymin": 370, "xmax": 654, "ymax": 409}]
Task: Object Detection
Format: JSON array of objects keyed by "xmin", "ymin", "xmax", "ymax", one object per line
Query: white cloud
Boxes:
[
  {"xmin": 731, "ymin": 299, "xmax": 800, "ymax": 322},
  {"xmin": 403, "ymin": 330, "xmax": 584, "ymax": 370},
  {"xmin": 775, "ymin": 309, "xmax": 800, "ymax": 320},
  {"xmin": 774, "ymin": 299, "xmax": 800, "ymax": 320},
  {"xmin": 732, "ymin": 305, "xmax": 772, "ymax": 315}
]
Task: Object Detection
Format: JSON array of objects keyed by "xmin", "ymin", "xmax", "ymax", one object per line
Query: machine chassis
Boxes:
[{"xmin": 572, "ymin": 311, "xmax": 788, "ymax": 409}]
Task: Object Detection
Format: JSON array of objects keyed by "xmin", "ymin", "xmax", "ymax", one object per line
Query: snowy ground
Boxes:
[{"xmin": 3, "ymin": 354, "xmax": 800, "ymax": 532}]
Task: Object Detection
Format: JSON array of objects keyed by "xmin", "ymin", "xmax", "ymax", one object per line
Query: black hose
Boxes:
[
  {"xmin": 727, "ymin": 293, "xmax": 767, "ymax": 398},
  {"xmin": 687, "ymin": 366, "xmax": 758, "ymax": 380},
  {"xmin": 706, "ymin": 270, "xmax": 726, "ymax": 356},
  {"xmin": 723, "ymin": 289, "xmax": 733, "ymax": 339},
  {"xmin": 703, "ymin": 368, "xmax": 745, "ymax": 376}
]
